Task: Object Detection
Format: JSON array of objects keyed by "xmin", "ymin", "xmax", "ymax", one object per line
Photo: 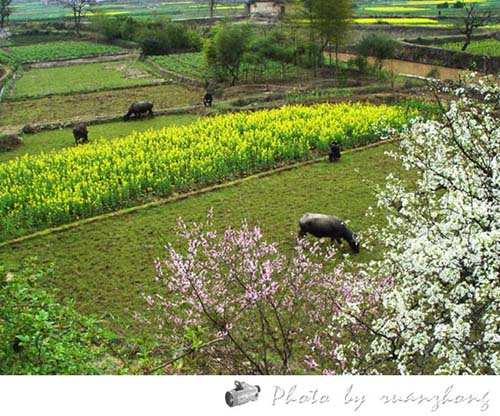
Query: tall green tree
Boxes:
[
  {"xmin": 0, "ymin": 0, "xmax": 12, "ymax": 29},
  {"xmin": 204, "ymin": 23, "xmax": 252, "ymax": 85},
  {"xmin": 310, "ymin": 0, "xmax": 353, "ymax": 66}
]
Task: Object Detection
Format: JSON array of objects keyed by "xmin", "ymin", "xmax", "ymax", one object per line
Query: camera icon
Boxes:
[{"xmin": 225, "ymin": 380, "xmax": 261, "ymax": 407}]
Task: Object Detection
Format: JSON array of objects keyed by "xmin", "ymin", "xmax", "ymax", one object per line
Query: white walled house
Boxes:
[{"xmin": 245, "ymin": 0, "xmax": 285, "ymax": 19}]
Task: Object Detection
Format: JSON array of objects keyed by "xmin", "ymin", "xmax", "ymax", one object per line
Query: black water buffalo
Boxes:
[
  {"xmin": 73, "ymin": 123, "xmax": 88, "ymax": 145},
  {"xmin": 328, "ymin": 142, "xmax": 341, "ymax": 162},
  {"xmin": 124, "ymin": 101, "xmax": 154, "ymax": 121},
  {"xmin": 203, "ymin": 93, "xmax": 213, "ymax": 107},
  {"xmin": 298, "ymin": 213, "xmax": 359, "ymax": 253}
]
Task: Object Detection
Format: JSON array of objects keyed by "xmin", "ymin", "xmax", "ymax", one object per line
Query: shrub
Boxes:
[
  {"xmin": 356, "ymin": 33, "xmax": 401, "ymax": 69},
  {"xmin": 0, "ymin": 134, "xmax": 23, "ymax": 152},
  {"xmin": 0, "ymin": 262, "xmax": 113, "ymax": 374}
]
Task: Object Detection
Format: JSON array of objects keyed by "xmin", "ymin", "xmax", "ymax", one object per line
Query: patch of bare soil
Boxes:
[
  {"xmin": 104, "ymin": 63, "xmax": 156, "ymax": 80},
  {"xmin": 27, "ymin": 53, "xmax": 132, "ymax": 69}
]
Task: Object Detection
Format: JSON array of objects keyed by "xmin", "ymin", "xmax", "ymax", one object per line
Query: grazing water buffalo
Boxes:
[
  {"xmin": 328, "ymin": 142, "xmax": 341, "ymax": 162},
  {"xmin": 298, "ymin": 213, "xmax": 360, "ymax": 253},
  {"xmin": 203, "ymin": 93, "xmax": 213, "ymax": 107},
  {"xmin": 123, "ymin": 101, "xmax": 154, "ymax": 121},
  {"xmin": 73, "ymin": 123, "xmax": 88, "ymax": 145}
]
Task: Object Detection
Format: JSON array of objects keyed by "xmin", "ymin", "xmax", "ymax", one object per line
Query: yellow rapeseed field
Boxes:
[{"xmin": 0, "ymin": 103, "xmax": 417, "ymax": 236}]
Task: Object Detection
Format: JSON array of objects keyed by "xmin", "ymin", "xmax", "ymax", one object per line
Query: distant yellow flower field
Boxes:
[
  {"xmin": 354, "ymin": 17, "xmax": 442, "ymax": 26},
  {"xmin": 365, "ymin": 6, "xmax": 428, "ymax": 12}
]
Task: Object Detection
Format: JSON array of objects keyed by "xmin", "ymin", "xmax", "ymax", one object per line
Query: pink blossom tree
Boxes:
[{"xmin": 143, "ymin": 210, "xmax": 383, "ymax": 374}]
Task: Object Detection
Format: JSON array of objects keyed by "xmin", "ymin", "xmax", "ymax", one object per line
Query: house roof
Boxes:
[{"xmin": 247, "ymin": 0, "xmax": 285, "ymax": 5}]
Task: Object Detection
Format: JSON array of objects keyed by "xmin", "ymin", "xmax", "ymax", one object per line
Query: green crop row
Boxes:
[
  {"xmin": 149, "ymin": 52, "xmax": 207, "ymax": 79},
  {"xmin": 0, "ymin": 41, "xmax": 125, "ymax": 64},
  {"xmin": 150, "ymin": 52, "xmax": 305, "ymax": 81}
]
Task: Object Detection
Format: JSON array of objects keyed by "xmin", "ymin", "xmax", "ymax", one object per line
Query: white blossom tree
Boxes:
[{"xmin": 360, "ymin": 76, "xmax": 500, "ymax": 374}]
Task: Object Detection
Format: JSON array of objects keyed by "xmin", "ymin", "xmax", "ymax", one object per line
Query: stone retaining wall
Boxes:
[{"xmin": 396, "ymin": 41, "xmax": 500, "ymax": 74}]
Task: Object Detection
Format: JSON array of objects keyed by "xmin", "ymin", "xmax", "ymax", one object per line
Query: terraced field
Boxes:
[
  {"xmin": 0, "ymin": 41, "xmax": 125, "ymax": 64},
  {"xmin": 8, "ymin": 0, "xmax": 246, "ymax": 22},
  {"xmin": 150, "ymin": 52, "xmax": 307, "ymax": 81},
  {"xmin": 9, "ymin": 60, "xmax": 162, "ymax": 99},
  {"xmin": 0, "ymin": 141, "xmax": 411, "ymax": 336},
  {"xmin": 0, "ymin": 83, "xmax": 203, "ymax": 127},
  {"xmin": 0, "ymin": 102, "xmax": 419, "ymax": 241},
  {"xmin": 441, "ymin": 38, "xmax": 500, "ymax": 56}
]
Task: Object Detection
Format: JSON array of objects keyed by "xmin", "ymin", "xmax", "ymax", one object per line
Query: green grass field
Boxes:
[
  {"xmin": 9, "ymin": 60, "xmax": 161, "ymax": 99},
  {"xmin": 0, "ymin": 141, "xmax": 412, "ymax": 337},
  {"xmin": 0, "ymin": 83, "xmax": 203, "ymax": 127},
  {"xmin": 440, "ymin": 38, "xmax": 500, "ymax": 56},
  {"xmin": 0, "ymin": 41, "xmax": 125, "ymax": 64}
]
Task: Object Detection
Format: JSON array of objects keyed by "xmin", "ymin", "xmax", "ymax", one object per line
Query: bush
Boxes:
[
  {"xmin": 348, "ymin": 56, "xmax": 369, "ymax": 73},
  {"xmin": 0, "ymin": 134, "xmax": 23, "ymax": 152},
  {"xmin": 90, "ymin": 15, "xmax": 201, "ymax": 55},
  {"xmin": 0, "ymin": 262, "xmax": 113, "ymax": 374},
  {"xmin": 90, "ymin": 14, "xmax": 121, "ymax": 40},
  {"xmin": 356, "ymin": 33, "xmax": 401, "ymax": 69}
]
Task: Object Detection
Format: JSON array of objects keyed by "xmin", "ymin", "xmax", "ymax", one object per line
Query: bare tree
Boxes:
[
  {"xmin": 0, "ymin": 0, "xmax": 12, "ymax": 29},
  {"xmin": 456, "ymin": 3, "xmax": 495, "ymax": 51},
  {"xmin": 209, "ymin": 0, "xmax": 217, "ymax": 21},
  {"xmin": 59, "ymin": 0, "xmax": 91, "ymax": 36}
]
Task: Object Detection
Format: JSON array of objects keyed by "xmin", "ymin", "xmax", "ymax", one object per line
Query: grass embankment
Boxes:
[
  {"xmin": 0, "ymin": 114, "xmax": 200, "ymax": 163},
  {"xmin": 0, "ymin": 84, "xmax": 203, "ymax": 127},
  {"xmin": 0, "ymin": 142, "xmax": 413, "ymax": 337}
]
